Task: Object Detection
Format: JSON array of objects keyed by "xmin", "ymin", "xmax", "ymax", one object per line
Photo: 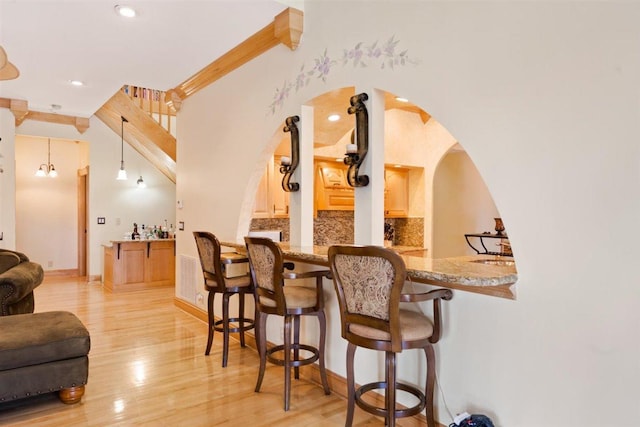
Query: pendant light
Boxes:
[
  {"xmin": 117, "ymin": 116, "xmax": 128, "ymax": 180},
  {"xmin": 136, "ymin": 176, "xmax": 146, "ymax": 188},
  {"xmin": 35, "ymin": 138, "xmax": 58, "ymax": 178}
]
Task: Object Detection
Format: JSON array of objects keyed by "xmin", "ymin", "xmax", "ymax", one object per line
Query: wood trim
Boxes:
[
  {"xmin": 0, "ymin": 97, "xmax": 90, "ymax": 133},
  {"xmin": 165, "ymin": 7, "xmax": 303, "ymax": 111},
  {"xmin": 77, "ymin": 167, "xmax": 88, "ymax": 277},
  {"xmin": 44, "ymin": 268, "xmax": 80, "ymax": 277}
]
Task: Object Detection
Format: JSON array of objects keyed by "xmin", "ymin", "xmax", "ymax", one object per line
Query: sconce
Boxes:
[
  {"xmin": 280, "ymin": 115, "xmax": 300, "ymax": 192},
  {"xmin": 344, "ymin": 92, "xmax": 369, "ymax": 187}
]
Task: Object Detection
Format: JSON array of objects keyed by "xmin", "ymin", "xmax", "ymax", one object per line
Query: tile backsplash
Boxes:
[{"xmin": 251, "ymin": 212, "xmax": 424, "ymax": 247}]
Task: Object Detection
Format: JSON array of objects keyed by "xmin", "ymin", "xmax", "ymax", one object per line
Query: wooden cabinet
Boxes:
[
  {"xmin": 315, "ymin": 161, "xmax": 354, "ymax": 211},
  {"xmin": 384, "ymin": 168, "xmax": 409, "ymax": 217},
  {"xmin": 252, "ymin": 156, "xmax": 289, "ymax": 218},
  {"xmin": 103, "ymin": 240, "xmax": 175, "ymax": 292}
]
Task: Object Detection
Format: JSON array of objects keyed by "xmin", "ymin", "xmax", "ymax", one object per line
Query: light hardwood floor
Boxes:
[{"xmin": 0, "ymin": 277, "xmax": 413, "ymax": 426}]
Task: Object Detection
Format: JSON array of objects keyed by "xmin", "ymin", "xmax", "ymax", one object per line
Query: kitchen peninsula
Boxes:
[
  {"xmin": 103, "ymin": 239, "xmax": 175, "ymax": 292},
  {"xmin": 221, "ymin": 241, "xmax": 518, "ymax": 299}
]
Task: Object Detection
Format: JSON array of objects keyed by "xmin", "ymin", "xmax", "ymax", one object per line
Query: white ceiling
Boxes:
[{"xmin": 0, "ymin": 0, "xmax": 287, "ymax": 118}]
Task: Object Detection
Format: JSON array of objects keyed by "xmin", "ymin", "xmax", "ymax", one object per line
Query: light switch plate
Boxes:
[
  {"xmin": 97, "ymin": 217, "xmax": 106, "ymax": 224},
  {"xmin": 178, "ymin": 221, "xmax": 184, "ymax": 231}
]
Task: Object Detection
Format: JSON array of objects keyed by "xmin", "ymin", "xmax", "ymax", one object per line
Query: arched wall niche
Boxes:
[{"xmin": 239, "ymin": 85, "xmax": 510, "ymax": 259}]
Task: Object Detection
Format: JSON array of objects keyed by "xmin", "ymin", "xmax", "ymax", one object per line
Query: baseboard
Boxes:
[
  {"xmin": 44, "ymin": 268, "xmax": 79, "ymax": 277},
  {"xmin": 88, "ymin": 274, "xmax": 102, "ymax": 283},
  {"xmin": 173, "ymin": 296, "xmax": 445, "ymax": 427}
]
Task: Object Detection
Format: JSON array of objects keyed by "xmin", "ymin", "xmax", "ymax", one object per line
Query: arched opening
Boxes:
[{"xmin": 248, "ymin": 86, "xmax": 511, "ymax": 261}]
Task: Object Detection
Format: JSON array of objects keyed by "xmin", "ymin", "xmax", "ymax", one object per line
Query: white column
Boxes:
[
  {"xmin": 0, "ymin": 109, "xmax": 17, "ymax": 250},
  {"xmin": 289, "ymin": 105, "xmax": 314, "ymax": 247},
  {"xmin": 353, "ymin": 88, "xmax": 385, "ymax": 246}
]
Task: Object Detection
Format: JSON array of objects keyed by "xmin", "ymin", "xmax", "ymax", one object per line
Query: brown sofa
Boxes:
[
  {"xmin": 0, "ymin": 252, "xmax": 90, "ymax": 404},
  {"xmin": 0, "ymin": 250, "xmax": 44, "ymax": 316}
]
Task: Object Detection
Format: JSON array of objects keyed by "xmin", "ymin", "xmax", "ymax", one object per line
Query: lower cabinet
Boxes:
[{"xmin": 103, "ymin": 240, "xmax": 175, "ymax": 292}]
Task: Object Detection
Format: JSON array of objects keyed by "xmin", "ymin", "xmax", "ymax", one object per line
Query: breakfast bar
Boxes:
[{"xmin": 221, "ymin": 241, "xmax": 518, "ymax": 299}]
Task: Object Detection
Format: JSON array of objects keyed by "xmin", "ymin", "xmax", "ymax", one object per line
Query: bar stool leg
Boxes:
[
  {"xmin": 385, "ymin": 351, "xmax": 396, "ymax": 427},
  {"xmin": 293, "ymin": 315, "xmax": 301, "ymax": 380},
  {"xmin": 239, "ymin": 292, "xmax": 246, "ymax": 347},
  {"xmin": 317, "ymin": 310, "xmax": 330, "ymax": 394},
  {"xmin": 345, "ymin": 342, "xmax": 356, "ymax": 427},
  {"xmin": 424, "ymin": 345, "xmax": 436, "ymax": 427},
  {"xmin": 222, "ymin": 293, "xmax": 231, "ymax": 367},
  {"xmin": 283, "ymin": 314, "xmax": 293, "ymax": 411},
  {"xmin": 255, "ymin": 312, "xmax": 268, "ymax": 392},
  {"xmin": 205, "ymin": 292, "xmax": 215, "ymax": 356}
]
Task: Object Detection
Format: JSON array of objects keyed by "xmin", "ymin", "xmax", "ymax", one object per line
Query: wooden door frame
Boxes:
[{"xmin": 77, "ymin": 166, "xmax": 89, "ymax": 277}]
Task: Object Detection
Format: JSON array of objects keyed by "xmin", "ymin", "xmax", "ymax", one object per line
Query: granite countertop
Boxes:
[
  {"xmin": 103, "ymin": 238, "xmax": 176, "ymax": 246},
  {"xmin": 221, "ymin": 241, "xmax": 518, "ymax": 294}
]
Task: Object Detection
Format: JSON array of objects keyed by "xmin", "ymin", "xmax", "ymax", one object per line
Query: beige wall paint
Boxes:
[
  {"xmin": 15, "ymin": 136, "xmax": 88, "ymax": 270},
  {"xmin": 0, "ymin": 109, "xmax": 16, "ymax": 250},
  {"xmin": 433, "ymin": 151, "xmax": 499, "ymax": 258},
  {"xmin": 176, "ymin": 2, "xmax": 640, "ymax": 426}
]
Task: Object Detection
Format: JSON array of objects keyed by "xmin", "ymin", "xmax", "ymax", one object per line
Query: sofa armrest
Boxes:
[{"xmin": 0, "ymin": 262, "xmax": 45, "ymax": 307}]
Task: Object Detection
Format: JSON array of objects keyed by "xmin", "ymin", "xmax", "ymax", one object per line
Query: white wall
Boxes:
[
  {"xmin": 433, "ymin": 151, "xmax": 499, "ymax": 258},
  {"xmin": 15, "ymin": 136, "xmax": 87, "ymax": 270},
  {"xmin": 0, "ymin": 109, "xmax": 17, "ymax": 250},
  {"xmin": 15, "ymin": 117, "xmax": 176, "ymax": 278},
  {"xmin": 175, "ymin": 2, "xmax": 640, "ymax": 426}
]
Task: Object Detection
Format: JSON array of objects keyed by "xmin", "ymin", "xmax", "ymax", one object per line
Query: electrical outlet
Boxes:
[
  {"xmin": 196, "ymin": 292, "xmax": 205, "ymax": 307},
  {"xmin": 47, "ymin": 261, "xmax": 53, "ymax": 268}
]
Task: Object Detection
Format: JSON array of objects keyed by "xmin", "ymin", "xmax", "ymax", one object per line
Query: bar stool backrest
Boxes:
[
  {"xmin": 244, "ymin": 237, "xmax": 287, "ymax": 315},
  {"xmin": 328, "ymin": 245, "xmax": 406, "ymax": 352},
  {"xmin": 193, "ymin": 231, "xmax": 225, "ymax": 292}
]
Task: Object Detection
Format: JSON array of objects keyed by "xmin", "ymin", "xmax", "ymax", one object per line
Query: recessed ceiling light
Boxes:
[
  {"xmin": 115, "ymin": 5, "xmax": 136, "ymax": 18},
  {"xmin": 70, "ymin": 80, "xmax": 84, "ymax": 86},
  {"xmin": 395, "ymin": 97, "xmax": 409, "ymax": 103},
  {"xmin": 328, "ymin": 114, "xmax": 340, "ymax": 122}
]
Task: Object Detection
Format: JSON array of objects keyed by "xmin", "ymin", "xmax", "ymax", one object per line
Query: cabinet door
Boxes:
[
  {"xmin": 252, "ymin": 164, "xmax": 270, "ymax": 218},
  {"xmin": 384, "ymin": 168, "xmax": 409, "ymax": 217},
  {"xmin": 145, "ymin": 241, "xmax": 175, "ymax": 285},
  {"xmin": 272, "ymin": 156, "xmax": 290, "ymax": 218},
  {"xmin": 121, "ymin": 243, "xmax": 146, "ymax": 284}
]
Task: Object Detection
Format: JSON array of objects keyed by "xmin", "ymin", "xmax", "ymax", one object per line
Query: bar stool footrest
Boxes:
[
  {"xmin": 355, "ymin": 381, "xmax": 426, "ymax": 419},
  {"xmin": 266, "ymin": 343, "xmax": 320, "ymax": 368},
  {"xmin": 213, "ymin": 318, "xmax": 255, "ymax": 334}
]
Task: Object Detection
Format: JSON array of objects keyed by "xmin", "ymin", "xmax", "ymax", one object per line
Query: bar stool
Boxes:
[
  {"xmin": 328, "ymin": 245, "xmax": 453, "ymax": 427},
  {"xmin": 244, "ymin": 236, "xmax": 331, "ymax": 411},
  {"xmin": 193, "ymin": 231, "xmax": 255, "ymax": 367}
]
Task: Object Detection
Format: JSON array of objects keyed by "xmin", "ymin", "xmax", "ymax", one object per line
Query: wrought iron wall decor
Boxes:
[
  {"xmin": 344, "ymin": 92, "xmax": 369, "ymax": 187},
  {"xmin": 280, "ymin": 115, "xmax": 300, "ymax": 192}
]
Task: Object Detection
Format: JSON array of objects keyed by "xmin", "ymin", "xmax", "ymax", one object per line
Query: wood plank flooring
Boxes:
[{"xmin": 0, "ymin": 277, "xmax": 401, "ymax": 426}]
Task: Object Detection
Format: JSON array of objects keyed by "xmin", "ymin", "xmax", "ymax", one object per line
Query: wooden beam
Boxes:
[
  {"xmin": 165, "ymin": 7, "xmax": 303, "ymax": 111},
  {"xmin": 0, "ymin": 97, "xmax": 91, "ymax": 132},
  {"xmin": 10, "ymin": 99, "xmax": 28, "ymax": 125}
]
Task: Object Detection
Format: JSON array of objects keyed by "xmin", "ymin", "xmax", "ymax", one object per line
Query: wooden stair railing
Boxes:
[
  {"xmin": 96, "ymin": 90, "xmax": 176, "ymax": 183},
  {"xmin": 122, "ymin": 85, "xmax": 176, "ymax": 136}
]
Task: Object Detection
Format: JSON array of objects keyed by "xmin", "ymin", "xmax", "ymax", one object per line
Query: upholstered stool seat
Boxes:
[{"xmin": 0, "ymin": 311, "xmax": 90, "ymax": 404}]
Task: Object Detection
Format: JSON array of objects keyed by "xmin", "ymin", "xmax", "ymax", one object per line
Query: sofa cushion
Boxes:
[
  {"xmin": 0, "ymin": 311, "xmax": 90, "ymax": 371},
  {"xmin": 0, "ymin": 252, "xmax": 21, "ymax": 275}
]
